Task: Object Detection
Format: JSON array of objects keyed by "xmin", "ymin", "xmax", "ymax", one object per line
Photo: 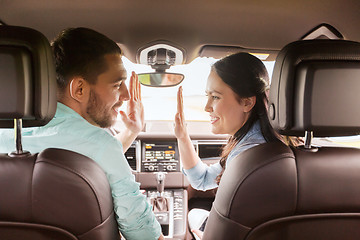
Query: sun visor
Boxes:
[{"xmin": 199, "ymin": 45, "xmax": 278, "ymax": 61}]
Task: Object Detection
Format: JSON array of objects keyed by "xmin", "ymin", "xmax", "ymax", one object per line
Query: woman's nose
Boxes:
[{"xmin": 204, "ymin": 100, "xmax": 212, "ymax": 112}]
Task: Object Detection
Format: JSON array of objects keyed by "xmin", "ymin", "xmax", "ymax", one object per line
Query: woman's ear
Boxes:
[
  {"xmin": 69, "ymin": 77, "xmax": 90, "ymax": 103},
  {"xmin": 242, "ymin": 96, "xmax": 256, "ymax": 113}
]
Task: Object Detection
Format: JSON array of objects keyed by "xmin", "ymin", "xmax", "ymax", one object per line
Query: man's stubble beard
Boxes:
[{"xmin": 86, "ymin": 89, "xmax": 114, "ymax": 128}]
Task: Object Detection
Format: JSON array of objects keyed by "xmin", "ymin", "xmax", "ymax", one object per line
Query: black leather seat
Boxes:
[
  {"xmin": 202, "ymin": 39, "xmax": 360, "ymax": 240},
  {"xmin": 0, "ymin": 25, "xmax": 120, "ymax": 240}
]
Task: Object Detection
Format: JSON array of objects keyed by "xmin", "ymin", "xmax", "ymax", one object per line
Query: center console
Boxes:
[
  {"xmin": 146, "ymin": 188, "xmax": 187, "ymax": 238},
  {"xmin": 125, "ymin": 140, "xmax": 187, "ymax": 239}
]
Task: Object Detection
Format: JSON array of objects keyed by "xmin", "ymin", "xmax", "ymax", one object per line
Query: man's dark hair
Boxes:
[{"xmin": 51, "ymin": 27, "xmax": 122, "ymax": 92}]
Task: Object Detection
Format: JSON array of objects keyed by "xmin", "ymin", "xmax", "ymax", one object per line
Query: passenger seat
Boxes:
[{"xmin": 202, "ymin": 39, "xmax": 360, "ymax": 240}]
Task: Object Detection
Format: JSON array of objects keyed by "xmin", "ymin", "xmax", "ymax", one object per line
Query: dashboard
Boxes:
[
  {"xmin": 125, "ymin": 138, "xmax": 226, "ymax": 173},
  {"xmin": 124, "ymin": 137, "xmax": 226, "ymax": 192},
  {"xmin": 113, "ymin": 120, "xmax": 228, "ymax": 189}
]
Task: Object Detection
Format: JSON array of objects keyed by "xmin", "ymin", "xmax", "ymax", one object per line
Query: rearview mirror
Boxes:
[{"xmin": 138, "ymin": 73, "xmax": 184, "ymax": 87}]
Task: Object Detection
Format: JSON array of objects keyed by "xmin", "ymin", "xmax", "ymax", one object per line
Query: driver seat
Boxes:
[{"xmin": 0, "ymin": 25, "xmax": 120, "ymax": 240}]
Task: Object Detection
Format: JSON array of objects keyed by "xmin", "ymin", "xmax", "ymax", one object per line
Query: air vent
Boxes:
[
  {"xmin": 193, "ymin": 140, "xmax": 227, "ymax": 160},
  {"xmin": 124, "ymin": 140, "xmax": 140, "ymax": 171},
  {"xmin": 198, "ymin": 144, "xmax": 224, "ymax": 159}
]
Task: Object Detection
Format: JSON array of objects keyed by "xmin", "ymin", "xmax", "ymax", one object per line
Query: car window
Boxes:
[
  {"xmin": 317, "ymin": 136, "xmax": 360, "ymax": 148},
  {"xmin": 122, "ymin": 56, "xmax": 275, "ymax": 121}
]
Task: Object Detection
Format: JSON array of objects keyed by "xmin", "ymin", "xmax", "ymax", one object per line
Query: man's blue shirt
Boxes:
[{"xmin": 0, "ymin": 102, "xmax": 161, "ymax": 240}]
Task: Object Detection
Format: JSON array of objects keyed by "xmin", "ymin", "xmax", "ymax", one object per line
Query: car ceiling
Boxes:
[{"xmin": 1, "ymin": 0, "xmax": 360, "ymax": 63}]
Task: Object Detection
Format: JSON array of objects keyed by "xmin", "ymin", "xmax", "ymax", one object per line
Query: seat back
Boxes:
[
  {"xmin": 203, "ymin": 39, "xmax": 360, "ymax": 240},
  {"xmin": 0, "ymin": 25, "xmax": 120, "ymax": 240}
]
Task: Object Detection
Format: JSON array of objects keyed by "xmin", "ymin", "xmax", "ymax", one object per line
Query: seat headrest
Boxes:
[
  {"xmin": 0, "ymin": 25, "xmax": 56, "ymax": 128},
  {"xmin": 269, "ymin": 39, "xmax": 360, "ymax": 137}
]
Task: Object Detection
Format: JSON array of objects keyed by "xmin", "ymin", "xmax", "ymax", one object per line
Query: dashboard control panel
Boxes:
[
  {"xmin": 141, "ymin": 141, "xmax": 180, "ymax": 172},
  {"xmin": 124, "ymin": 139, "xmax": 226, "ymax": 172}
]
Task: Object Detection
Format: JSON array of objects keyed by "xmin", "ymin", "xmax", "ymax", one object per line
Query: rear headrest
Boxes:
[
  {"xmin": 0, "ymin": 25, "xmax": 56, "ymax": 128},
  {"xmin": 269, "ymin": 39, "xmax": 360, "ymax": 137}
]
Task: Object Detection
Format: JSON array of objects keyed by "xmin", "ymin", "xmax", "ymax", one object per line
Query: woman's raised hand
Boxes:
[
  {"xmin": 175, "ymin": 86, "xmax": 200, "ymax": 170},
  {"xmin": 174, "ymin": 86, "xmax": 188, "ymax": 140}
]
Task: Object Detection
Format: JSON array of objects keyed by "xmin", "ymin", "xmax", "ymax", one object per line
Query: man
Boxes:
[{"xmin": 0, "ymin": 27, "xmax": 163, "ymax": 240}]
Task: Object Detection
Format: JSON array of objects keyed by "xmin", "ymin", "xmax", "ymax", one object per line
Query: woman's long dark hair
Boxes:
[{"xmin": 214, "ymin": 52, "xmax": 281, "ymax": 184}]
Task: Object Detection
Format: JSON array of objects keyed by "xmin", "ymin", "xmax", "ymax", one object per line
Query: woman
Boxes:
[{"xmin": 174, "ymin": 52, "xmax": 281, "ymax": 239}]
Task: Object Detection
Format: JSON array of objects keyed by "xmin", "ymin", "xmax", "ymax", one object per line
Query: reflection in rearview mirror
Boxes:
[{"xmin": 138, "ymin": 73, "xmax": 184, "ymax": 87}]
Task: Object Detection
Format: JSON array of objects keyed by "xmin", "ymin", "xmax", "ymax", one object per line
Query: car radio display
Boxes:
[{"xmin": 141, "ymin": 142, "xmax": 180, "ymax": 172}]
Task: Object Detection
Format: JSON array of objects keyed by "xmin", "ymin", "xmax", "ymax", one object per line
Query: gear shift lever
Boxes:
[
  {"xmin": 152, "ymin": 172, "xmax": 169, "ymax": 212},
  {"xmin": 156, "ymin": 172, "xmax": 166, "ymax": 196}
]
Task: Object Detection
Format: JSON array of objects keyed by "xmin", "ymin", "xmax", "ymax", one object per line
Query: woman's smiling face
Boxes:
[{"xmin": 204, "ymin": 70, "xmax": 251, "ymax": 136}]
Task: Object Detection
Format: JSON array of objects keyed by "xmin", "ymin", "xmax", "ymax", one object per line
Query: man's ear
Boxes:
[
  {"xmin": 242, "ymin": 96, "xmax": 256, "ymax": 113},
  {"xmin": 69, "ymin": 77, "xmax": 90, "ymax": 103}
]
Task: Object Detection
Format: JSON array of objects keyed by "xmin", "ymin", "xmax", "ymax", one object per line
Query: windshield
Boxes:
[
  {"xmin": 121, "ymin": 57, "xmax": 360, "ymax": 148},
  {"xmin": 122, "ymin": 56, "xmax": 275, "ymax": 121}
]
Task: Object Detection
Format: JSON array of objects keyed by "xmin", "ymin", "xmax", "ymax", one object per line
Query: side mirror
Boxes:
[{"xmin": 138, "ymin": 73, "xmax": 184, "ymax": 87}]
